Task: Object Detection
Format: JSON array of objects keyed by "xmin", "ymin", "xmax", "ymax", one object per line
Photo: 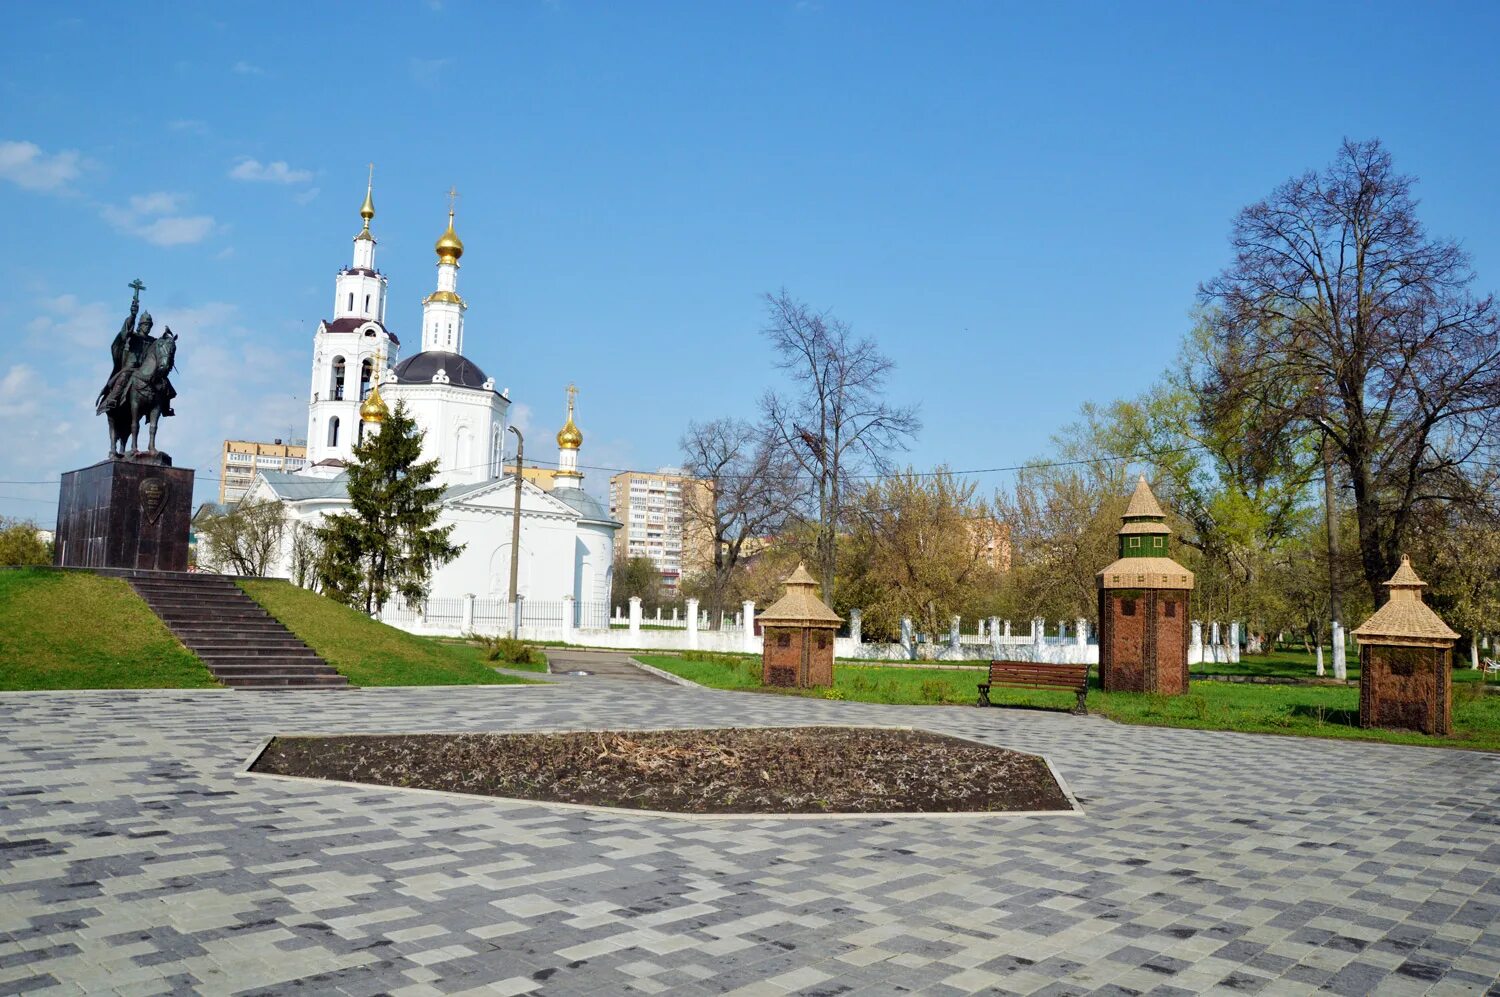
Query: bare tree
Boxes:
[
  {"xmin": 1200, "ymin": 139, "xmax": 1500, "ymax": 602},
  {"xmin": 195, "ymin": 500, "xmax": 287, "ymax": 576},
  {"xmin": 678, "ymin": 417, "xmax": 798, "ymax": 617},
  {"xmin": 760, "ymin": 291, "xmax": 920, "ymax": 603}
]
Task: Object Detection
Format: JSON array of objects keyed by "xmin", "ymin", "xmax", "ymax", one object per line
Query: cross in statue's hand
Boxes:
[{"xmin": 128, "ymin": 278, "xmax": 146, "ymax": 308}]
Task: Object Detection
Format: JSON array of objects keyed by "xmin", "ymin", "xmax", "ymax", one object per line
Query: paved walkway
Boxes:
[
  {"xmin": 1, "ymin": 683, "xmax": 1497, "ymax": 995},
  {"xmin": 543, "ymin": 649, "xmax": 675, "ymax": 684}
]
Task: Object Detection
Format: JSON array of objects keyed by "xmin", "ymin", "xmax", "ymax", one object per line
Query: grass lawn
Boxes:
[
  {"xmin": 238, "ymin": 580, "xmax": 538, "ymax": 687},
  {"xmin": 1193, "ymin": 648, "xmax": 1361, "ymax": 680},
  {"xmin": 637, "ymin": 653, "xmax": 1500, "ymax": 752},
  {"xmin": 0, "ymin": 569, "xmax": 217, "ymax": 690}
]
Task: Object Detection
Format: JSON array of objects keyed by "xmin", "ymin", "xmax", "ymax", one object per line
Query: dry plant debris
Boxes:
[{"xmin": 252, "ymin": 726, "xmax": 1072, "ymax": 814}]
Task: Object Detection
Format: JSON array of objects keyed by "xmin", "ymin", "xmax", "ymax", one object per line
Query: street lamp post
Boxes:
[{"xmin": 508, "ymin": 426, "xmax": 524, "ymax": 638}]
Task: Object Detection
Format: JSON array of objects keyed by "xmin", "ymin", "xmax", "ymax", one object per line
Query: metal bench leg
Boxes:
[
  {"xmin": 1073, "ymin": 687, "xmax": 1088, "ymax": 715},
  {"xmin": 977, "ymin": 685, "xmax": 990, "ymax": 708}
]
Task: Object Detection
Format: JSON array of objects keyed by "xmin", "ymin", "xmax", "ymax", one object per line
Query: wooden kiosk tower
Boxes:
[
  {"xmin": 1097, "ymin": 476, "xmax": 1195, "ymax": 695},
  {"xmin": 759, "ymin": 563, "xmax": 844, "ymax": 688},
  {"xmin": 1352, "ymin": 556, "xmax": 1459, "ymax": 736}
]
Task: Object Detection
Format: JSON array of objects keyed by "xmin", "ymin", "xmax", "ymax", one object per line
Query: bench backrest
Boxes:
[{"xmin": 987, "ymin": 660, "xmax": 1088, "ymax": 686}]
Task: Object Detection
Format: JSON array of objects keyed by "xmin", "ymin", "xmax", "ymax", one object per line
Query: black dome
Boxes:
[{"xmin": 392, "ymin": 351, "xmax": 491, "ymax": 390}]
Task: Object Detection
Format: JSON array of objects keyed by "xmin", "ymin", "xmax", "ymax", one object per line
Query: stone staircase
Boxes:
[{"xmin": 119, "ymin": 571, "xmax": 348, "ymax": 689}]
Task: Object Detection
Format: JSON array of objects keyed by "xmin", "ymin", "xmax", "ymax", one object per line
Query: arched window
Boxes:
[
  {"xmin": 456, "ymin": 426, "xmax": 472, "ymax": 470},
  {"xmin": 359, "ymin": 358, "xmax": 373, "ymax": 400},
  {"xmin": 347, "ymin": 292, "xmax": 354, "ymax": 312},
  {"xmin": 328, "ymin": 416, "xmax": 340, "ymax": 448},
  {"xmin": 357, "ymin": 421, "xmax": 365, "ymax": 445},
  {"xmin": 364, "ymin": 293, "xmax": 371, "ymax": 312},
  {"xmin": 331, "ymin": 357, "xmax": 346, "ymax": 400}
]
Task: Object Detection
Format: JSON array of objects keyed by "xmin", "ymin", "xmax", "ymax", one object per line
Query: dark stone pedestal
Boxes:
[{"xmin": 54, "ymin": 459, "xmax": 194, "ymax": 571}]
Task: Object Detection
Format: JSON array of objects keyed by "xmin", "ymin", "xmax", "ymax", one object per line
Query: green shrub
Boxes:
[{"xmin": 473, "ymin": 634, "xmax": 545, "ymax": 667}]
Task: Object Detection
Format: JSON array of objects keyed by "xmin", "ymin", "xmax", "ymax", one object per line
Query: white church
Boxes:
[{"xmin": 245, "ymin": 177, "xmax": 619, "ymax": 622}]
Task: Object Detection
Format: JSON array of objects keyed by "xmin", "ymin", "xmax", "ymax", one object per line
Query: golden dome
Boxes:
[
  {"xmin": 360, "ymin": 382, "xmax": 388, "ymax": 424},
  {"xmin": 557, "ymin": 415, "xmax": 583, "ymax": 450},
  {"xmin": 435, "ymin": 208, "xmax": 464, "ymax": 265},
  {"xmin": 556, "ymin": 384, "xmax": 583, "ymax": 450}
]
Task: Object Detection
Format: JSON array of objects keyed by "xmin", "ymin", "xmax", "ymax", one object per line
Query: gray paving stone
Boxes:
[{"xmin": 1, "ymin": 684, "xmax": 1498, "ymax": 995}]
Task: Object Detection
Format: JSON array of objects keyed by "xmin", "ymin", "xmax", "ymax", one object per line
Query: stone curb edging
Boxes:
[
  {"xmin": 625, "ymin": 657, "xmax": 705, "ymax": 688},
  {"xmin": 236, "ymin": 724, "xmax": 1085, "ymax": 822}
]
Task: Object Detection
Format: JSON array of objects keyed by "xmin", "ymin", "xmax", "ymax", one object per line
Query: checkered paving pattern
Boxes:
[{"xmin": 2, "ymin": 683, "xmax": 1498, "ymax": 995}]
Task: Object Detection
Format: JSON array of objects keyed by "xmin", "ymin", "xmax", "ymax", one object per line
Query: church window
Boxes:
[
  {"xmin": 356, "ymin": 422, "xmax": 364, "ymax": 444},
  {"xmin": 328, "ymin": 416, "xmax": 340, "ymax": 447},
  {"xmin": 447, "ymin": 324, "xmax": 453, "ymax": 346},
  {"xmin": 331, "ymin": 357, "xmax": 346, "ymax": 400},
  {"xmin": 364, "ymin": 294, "xmax": 371, "ymax": 312},
  {"xmin": 359, "ymin": 358, "xmax": 373, "ymax": 400},
  {"xmin": 348, "ymin": 292, "xmax": 354, "ymax": 312}
]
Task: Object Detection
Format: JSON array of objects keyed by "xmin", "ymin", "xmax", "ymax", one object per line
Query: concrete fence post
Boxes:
[
  {"xmin": 742, "ymin": 600, "xmax": 756, "ymax": 653},
  {"xmin": 1229, "ymin": 621, "xmax": 1241, "ymax": 664},
  {"xmin": 1076, "ymin": 617, "xmax": 1088, "ymax": 647},
  {"xmin": 1033, "ymin": 618, "xmax": 1045, "ymax": 647},
  {"xmin": 685, "ymin": 598, "xmax": 700, "ymax": 651},
  {"xmin": 562, "ymin": 595, "xmax": 575, "ymax": 643},
  {"xmin": 628, "ymin": 596, "xmax": 642, "ymax": 637},
  {"xmin": 900, "ymin": 617, "xmax": 914, "ymax": 658},
  {"xmin": 461, "ymin": 593, "xmax": 475, "ymax": 634},
  {"xmin": 1003, "ymin": 619, "xmax": 1011, "ymax": 638},
  {"xmin": 849, "ymin": 609, "xmax": 862, "ymax": 646},
  {"xmin": 1190, "ymin": 620, "xmax": 1203, "ymax": 661}
]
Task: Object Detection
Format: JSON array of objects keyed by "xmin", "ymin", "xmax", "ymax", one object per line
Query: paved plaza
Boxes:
[{"xmin": 2, "ymin": 673, "xmax": 1498, "ymax": 995}]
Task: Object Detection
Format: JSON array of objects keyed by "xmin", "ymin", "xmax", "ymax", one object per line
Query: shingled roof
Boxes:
[
  {"xmin": 758, "ymin": 563, "xmax": 844, "ymax": 627},
  {"xmin": 1352, "ymin": 555, "xmax": 1459, "ymax": 645}
]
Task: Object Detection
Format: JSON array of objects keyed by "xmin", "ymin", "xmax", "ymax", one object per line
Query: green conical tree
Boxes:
[{"xmin": 315, "ymin": 402, "xmax": 463, "ymax": 614}]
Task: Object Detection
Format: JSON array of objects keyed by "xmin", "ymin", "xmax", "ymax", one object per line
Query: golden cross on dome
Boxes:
[
  {"xmin": 447, "ymin": 185, "xmax": 459, "ymax": 213},
  {"xmin": 566, "ymin": 382, "xmax": 577, "ymax": 415}
]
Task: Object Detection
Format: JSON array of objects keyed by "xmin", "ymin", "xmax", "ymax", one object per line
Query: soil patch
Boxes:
[{"xmin": 250, "ymin": 726, "xmax": 1072, "ymax": 814}]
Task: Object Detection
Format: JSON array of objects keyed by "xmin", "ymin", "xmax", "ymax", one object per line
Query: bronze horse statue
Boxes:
[{"xmin": 99, "ymin": 329, "xmax": 177, "ymax": 458}]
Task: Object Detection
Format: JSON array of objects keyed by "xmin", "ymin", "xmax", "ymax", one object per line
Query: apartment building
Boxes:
[
  {"xmin": 503, "ymin": 463, "xmax": 562, "ymax": 491},
  {"xmin": 608, "ymin": 467, "xmax": 712, "ymax": 592},
  {"xmin": 220, "ymin": 439, "xmax": 307, "ymax": 503}
]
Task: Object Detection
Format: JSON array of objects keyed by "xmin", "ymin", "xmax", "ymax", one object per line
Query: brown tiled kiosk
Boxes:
[
  {"xmin": 759, "ymin": 563, "xmax": 843, "ymax": 689},
  {"xmin": 1097, "ymin": 476, "xmax": 1195, "ymax": 695},
  {"xmin": 1352, "ymin": 556, "xmax": 1459, "ymax": 735}
]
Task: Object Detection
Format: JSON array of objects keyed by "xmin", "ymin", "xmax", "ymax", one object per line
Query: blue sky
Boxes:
[{"xmin": 4, "ymin": 2, "xmax": 1499, "ymax": 525}]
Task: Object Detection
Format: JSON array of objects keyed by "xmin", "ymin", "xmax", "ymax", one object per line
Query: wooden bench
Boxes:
[{"xmin": 977, "ymin": 660, "xmax": 1089, "ymax": 714}]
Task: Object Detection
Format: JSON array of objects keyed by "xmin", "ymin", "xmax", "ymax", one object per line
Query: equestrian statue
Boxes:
[{"xmin": 96, "ymin": 279, "xmax": 179, "ymax": 460}]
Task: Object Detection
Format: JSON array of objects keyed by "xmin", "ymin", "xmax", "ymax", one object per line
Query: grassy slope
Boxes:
[
  {"xmin": 637, "ymin": 654, "xmax": 1500, "ymax": 752},
  {"xmin": 0, "ymin": 569, "xmax": 217, "ymax": 690},
  {"xmin": 238, "ymin": 579, "xmax": 534, "ymax": 687}
]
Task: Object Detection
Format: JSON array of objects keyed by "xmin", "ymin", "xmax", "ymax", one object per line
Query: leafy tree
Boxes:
[
  {"xmin": 761, "ymin": 290, "xmax": 920, "ymax": 605},
  {"xmin": 1199, "ymin": 138, "xmax": 1500, "ymax": 602},
  {"xmin": 611, "ymin": 555, "xmax": 664, "ymax": 613},
  {"xmin": 0, "ymin": 518, "xmax": 52, "ymax": 566},
  {"xmin": 315, "ymin": 402, "xmax": 462, "ymax": 614},
  {"xmin": 841, "ymin": 468, "xmax": 1006, "ymax": 640},
  {"xmin": 194, "ymin": 499, "xmax": 286, "ymax": 576}
]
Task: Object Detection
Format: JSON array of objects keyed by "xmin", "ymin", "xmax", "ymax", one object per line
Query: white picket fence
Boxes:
[{"xmin": 378, "ymin": 595, "xmax": 1245, "ymax": 665}]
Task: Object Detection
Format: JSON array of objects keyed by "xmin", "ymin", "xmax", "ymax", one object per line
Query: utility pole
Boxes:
[
  {"xmin": 508, "ymin": 426, "xmax": 524, "ymax": 638},
  {"xmin": 1323, "ymin": 430, "xmax": 1346, "ymax": 679}
]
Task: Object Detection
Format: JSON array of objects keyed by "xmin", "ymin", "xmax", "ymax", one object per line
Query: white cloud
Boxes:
[
  {"xmin": 229, "ymin": 158, "xmax": 314, "ymax": 184},
  {"xmin": 232, "ymin": 60, "xmax": 265, "ymax": 76},
  {"xmin": 294, "ymin": 186, "xmax": 321, "ymax": 205},
  {"xmin": 0, "ymin": 365, "xmax": 39, "ymax": 417},
  {"xmin": 409, "ymin": 57, "xmax": 452, "ymax": 88},
  {"xmin": 101, "ymin": 191, "xmax": 215, "ymax": 247},
  {"xmin": 0, "ymin": 140, "xmax": 82, "ymax": 192},
  {"xmin": 27, "ymin": 294, "xmax": 114, "ymax": 349}
]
